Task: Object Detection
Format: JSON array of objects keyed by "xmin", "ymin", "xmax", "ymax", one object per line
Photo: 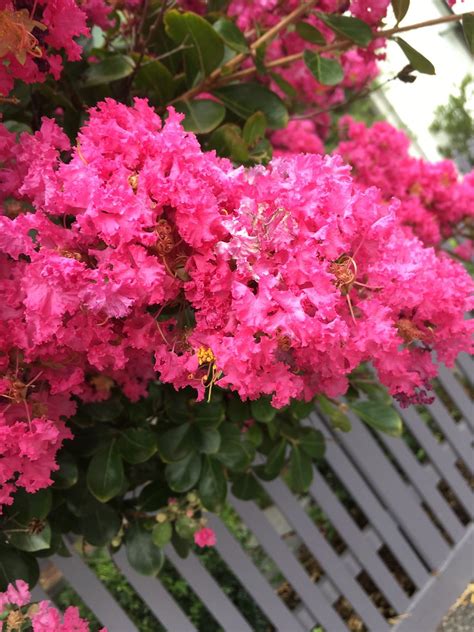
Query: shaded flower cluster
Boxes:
[
  {"xmin": 0, "ymin": 99, "xmax": 472, "ymax": 510},
  {"xmin": 0, "ymin": 0, "xmax": 115, "ymax": 96}
]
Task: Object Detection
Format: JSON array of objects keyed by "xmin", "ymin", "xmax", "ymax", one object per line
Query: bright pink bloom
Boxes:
[{"xmin": 194, "ymin": 527, "xmax": 217, "ymax": 547}]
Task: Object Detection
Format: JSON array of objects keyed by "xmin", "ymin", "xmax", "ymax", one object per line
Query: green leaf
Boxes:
[
  {"xmin": 304, "ymin": 50, "xmax": 344, "ymax": 86},
  {"xmin": 134, "ymin": 58, "xmax": 175, "ymax": 105},
  {"xmin": 9, "ymin": 522, "xmax": 51, "ymax": 552},
  {"xmin": 231, "ymin": 472, "xmax": 261, "ymax": 500},
  {"xmin": 194, "ymin": 398, "xmax": 225, "ymax": 428},
  {"xmin": 391, "ymin": 0, "xmax": 410, "ymax": 24},
  {"xmin": 317, "ymin": 396, "xmax": 351, "ymax": 432},
  {"xmin": 80, "ymin": 398, "xmax": 124, "ymax": 423},
  {"xmin": 208, "ymin": 124, "xmax": 250, "ymax": 162},
  {"xmin": 118, "ymin": 427, "xmax": 158, "ymax": 464},
  {"xmin": 158, "ymin": 423, "xmax": 194, "ymax": 462},
  {"xmin": 288, "ymin": 399, "xmax": 314, "ymax": 420},
  {"xmin": 0, "ymin": 548, "xmax": 39, "ymax": 591},
  {"xmin": 175, "ymin": 516, "xmax": 196, "ymax": 540},
  {"xmin": 165, "ymin": 451, "xmax": 202, "ymax": 492},
  {"xmin": 165, "ymin": 10, "xmax": 225, "ymax": 81},
  {"xmin": 152, "ymin": 521, "xmax": 173, "ymax": 548},
  {"xmin": 263, "ymin": 438, "xmax": 287, "ymax": 478},
  {"xmin": 246, "ymin": 423, "xmax": 263, "ymax": 447},
  {"xmin": 462, "ymin": 13, "xmax": 474, "ymax": 54},
  {"xmin": 126, "ymin": 523, "xmax": 164, "ymax": 576},
  {"xmin": 213, "ymin": 83, "xmax": 288, "ymax": 130},
  {"xmin": 287, "ymin": 446, "xmax": 313, "ymax": 493},
  {"xmin": 269, "ymin": 72, "xmax": 298, "ymax": 98},
  {"xmin": 213, "ymin": 18, "xmax": 249, "ymax": 53},
  {"xmin": 171, "ymin": 531, "xmax": 191, "ymax": 558},
  {"xmin": 199, "ymin": 456, "xmax": 227, "ymax": 511},
  {"xmin": 250, "ymin": 397, "xmax": 277, "ymax": 423},
  {"xmin": 52, "ymin": 451, "xmax": 78, "ymax": 490},
  {"xmin": 138, "ymin": 482, "xmax": 170, "ymax": 512},
  {"xmin": 80, "ymin": 502, "xmax": 121, "ymax": 547},
  {"xmin": 8, "ymin": 489, "xmax": 52, "ymax": 524},
  {"xmin": 174, "ymin": 99, "xmax": 225, "ymax": 134},
  {"xmin": 215, "ymin": 424, "xmax": 255, "ymax": 470},
  {"xmin": 299, "ymin": 428, "xmax": 325, "ymax": 460},
  {"xmin": 394, "ymin": 37, "xmax": 435, "ymax": 75},
  {"xmin": 85, "ymin": 55, "xmax": 135, "ymax": 86},
  {"xmin": 243, "ymin": 111, "xmax": 267, "ymax": 146},
  {"xmin": 319, "ymin": 14, "xmax": 372, "ymax": 47},
  {"xmin": 197, "ymin": 427, "xmax": 221, "ymax": 454},
  {"xmin": 87, "ymin": 439, "xmax": 124, "ymax": 502},
  {"xmin": 226, "ymin": 397, "xmax": 251, "ymax": 423},
  {"xmin": 296, "ymin": 21, "xmax": 326, "ymax": 45},
  {"xmin": 351, "ymin": 400, "xmax": 403, "ymax": 437}
]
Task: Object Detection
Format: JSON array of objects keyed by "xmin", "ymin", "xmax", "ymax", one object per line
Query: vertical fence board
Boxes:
[{"xmin": 437, "ymin": 365, "xmax": 473, "ymax": 429}]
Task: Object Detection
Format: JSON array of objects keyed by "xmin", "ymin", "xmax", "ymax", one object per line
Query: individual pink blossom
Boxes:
[
  {"xmin": 194, "ymin": 527, "xmax": 217, "ymax": 547},
  {"xmin": 0, "ymin": 579, "xmax": 31, "ymax": 611}
]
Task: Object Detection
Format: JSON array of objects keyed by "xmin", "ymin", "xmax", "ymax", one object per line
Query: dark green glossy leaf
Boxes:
[
  {"xmin": 243, "ymin": 111, "xmax": 267, "ymax": 146},
  {"xmin": 226, "ymin": 397, "xmax": 251, "ymax": 423},
  {"xmin": 394, "ymin": 37, "xmax": 435, "ymax": 75},
  {"xmin": 288, "ymin": 399, "xmax": 314, "ymax": 420},
  {"xmin": 263, "ymin": 438, "xmax": 286, "ymax": 478},
  {"xmin": 158, "ymin": 423, "xmax": 194, "ymax": 462},
  {"xmin": 299, "ymin": 428, "xmax": 325, "ymax": 460},
  {"xmin": 118, "ymin": 427, "xmax": 158, "ymax": 464},
  {"xmin": 213, "ymin": 83, "xmax": 288, "ymax": 129},
  {"xmin": 80, "ymin": 398, "xmax": 124, "ymax": 423},
  {"xmin": 194, "ymin": 398, "xmax": 226, "ymax": 428},
  {"xmin": 462, "ymin": 13, "xmax": 474, "ymax": 54},
  {"xmin": 213, "ymin": 18, "xmax": 249, "ymax": 53},
  {"xmin": 197, "ymin": 427, "xmax": 221, "ymax": 454},
  {"xmin": 250, "ymin": 397, "xmax": 277, "ymax": 423},
  {"xmin": 87, "ymin": 439, "xmax": 124, "ymax": 502},
  {"xmin": 8, "ymin": 489, "xmax": 52, "ymax": 524},
  {"xmin": 215, "ymin": 424, "xmax": 255, "ymax": 470},
  {"xmin": 0, "ymin": 548, "xmax": 39, "ymax": 591},
  {"xmin": 208, "ymin": 123, "xmax": 250, "ymax": 162},
  {"xmin": 175, "ymin": 99, "xmax": 225, "ymax": 134},
  {"xmin": 391, "ymin": 0, "xmax": 410, "ymax": 23},
  {"xmin": 138, "ymin": 482, "xmax": 170, "ymax": 512},
  {"xmin": 288, "ymin": 446, "xmax": 313, "ymax": 493},
  {"xmin": 296, "ymin": 21, "xmax": 326, "ymax": 45},
  {"xmin": 80, "ymin": 502, "xmax": 121, "ymax": 547},
  {"xmin": 199, "ymin": 456, "xmax": 227, "ymax": 511},
  {"xmin": 9, "ymin": 523, "xmax": 51, "ymax": 552},
  {"xmin": 304, "ymin": 50, "xmax": 344, "ymax": 86},
  {"xmin": 152, "ymin": 521, "xmax": 173, "ymax": 548},
  {"xmin": 319, "ymin": 14, "xmax": 372, "ymax": 47},
  {"xmin": 85, "ymin": 55, "xmax": 135, "ymax": 86},
  {"xmin": 126, "ymin": 523, "xmax": 164, "ymax": 576},
  {"xmin": 231, "ymin": 472, "xmax": 261, "ymax": 500},
  {"xmin": 165, "ymin": 451, "xmax": 202, "ymax": 492},
  {"xmin": 351, "ymin": 400, "xmax": 403, "ymax": 437},
  {"xmin": 165, "ymin": 10, "xmax": 225, "ymax": 81},
  {"xmin": 171, "ymin": 531, "xmax": 191, "ymax": 558},
  {"xmin": 52, "ymin": 451, "xmax": 79, "ymax": 490},
  {"xmin": 134, "ymin": 58, "xmax": 175, "ymax": 105}
]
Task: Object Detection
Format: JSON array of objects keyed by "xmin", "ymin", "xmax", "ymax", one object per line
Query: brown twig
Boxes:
[{"xmin": 170, "ymin": 10, "xmax": 473, "ymax": 103}]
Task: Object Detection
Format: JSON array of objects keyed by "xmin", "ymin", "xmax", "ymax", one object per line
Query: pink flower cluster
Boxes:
[
  {"xmin": 0, "ymin": 580, "xmax": 105, "ymax": 631},
  {"xmin": 0, "ymin": 0, "xmax": 114, "ymax": 96},
  {"xmin": 194, "ymin": 526, "xmax": 217, "ymax": 548},
  {"xmin": 336, "ymin": 117, "xmax": 474, "ymax": 246},
  {"xmin": 0, "ymin": 99, "xmax": 472, "ymax": 511}
]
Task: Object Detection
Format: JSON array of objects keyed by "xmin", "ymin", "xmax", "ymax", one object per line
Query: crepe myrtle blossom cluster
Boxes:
[
  {"xmin": 336, "ymin": 117, "xmax": 474, "ymax": 247},
  {"xmin": 0, "ymin": 99, "xmax": 472, "ymax": 510},
  {"xmin": 0, "ymin": 0, "xmax": 122, "ymax": 96},
  {"xmin": 0, "ymin": 579, "xmax": 106, "ymax": 631}
]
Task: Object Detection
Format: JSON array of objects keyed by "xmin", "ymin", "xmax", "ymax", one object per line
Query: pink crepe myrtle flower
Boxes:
[{"xmin": 194, "ymin": 527, "xmax": 217, "ymax": 548}]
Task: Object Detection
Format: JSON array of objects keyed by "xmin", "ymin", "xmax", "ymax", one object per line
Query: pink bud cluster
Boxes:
[{"xmin": 0, "ymin": 99, "xmax": 472, "ymax": 510}]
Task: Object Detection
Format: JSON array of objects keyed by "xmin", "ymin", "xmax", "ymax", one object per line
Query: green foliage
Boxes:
[
  {"xmin": 430, "ymin": 74, "xmax": 474, "ymax": 172},
  {"xmin": 394, "ymin": 37, "xmax": 435, "ymax": 75}
]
